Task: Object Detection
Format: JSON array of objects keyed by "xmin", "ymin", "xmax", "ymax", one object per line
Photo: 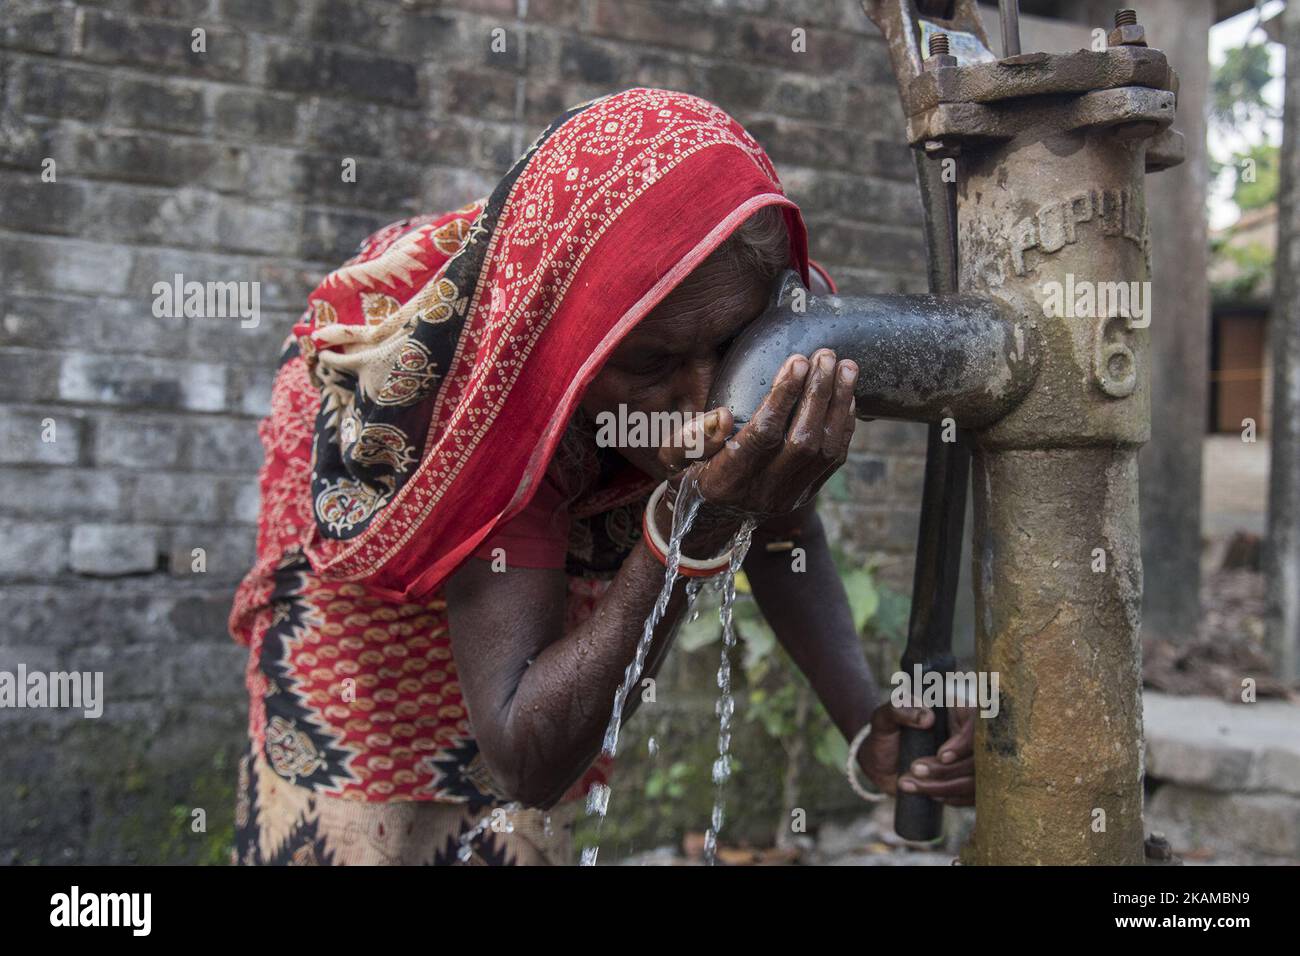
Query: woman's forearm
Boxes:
[
  {"xmin": 478, "ymin": 497, "xmax": 737, "ymax": 807},
  {"xmin": 744, "ymin": 509, "xmax": 880, "ymax": 743},
  {"xmin": 503, "ymin": 544, "xmax": 690, "ymax": 805}
]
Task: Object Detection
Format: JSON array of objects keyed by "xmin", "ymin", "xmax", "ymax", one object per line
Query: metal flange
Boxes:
[
  {"xmin": 906, "ymin": 46, "xmax": 1177, "ymax": 117},
  {"xmin": 907, "ymin": 86, "xmax": 1176, "ymax": 155}
]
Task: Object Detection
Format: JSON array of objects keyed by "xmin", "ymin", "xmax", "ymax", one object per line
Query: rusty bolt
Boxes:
[
  {"xmin": 1110, "ymin": 23, "xmax": 1147, "ymax": 46},
  {"xmin": 924, "ymin": 32, "xmax": 958, "ymax": 70},
  {"xmin": 1109, "ymin": 9, "xmax": 1147, "ymax": 47}
]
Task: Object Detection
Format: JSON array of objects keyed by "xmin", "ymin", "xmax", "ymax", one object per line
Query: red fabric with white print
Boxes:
[{"xmin": 296, "ymin": 87, "xmax": 809, "ymax": 599}]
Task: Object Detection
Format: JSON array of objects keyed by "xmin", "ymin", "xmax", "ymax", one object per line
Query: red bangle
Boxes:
[{"xmin": 641, "ymin": 482, "xmax": 733, "ymax": 578}]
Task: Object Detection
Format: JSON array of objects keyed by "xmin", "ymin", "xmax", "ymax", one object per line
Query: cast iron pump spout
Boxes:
[
  {"xmin": 707, "ymin": 270, "xmax": 1040, "ymax": 430},
  {"xmin": 708, "ymin": 270, "xmax": 1043, "ymax": 843}
]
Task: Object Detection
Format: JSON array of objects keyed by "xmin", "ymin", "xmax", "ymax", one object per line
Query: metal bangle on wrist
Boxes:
[
  {"xmin": 642, "ymin": 481, "xmax": 734, "ymax": 577},
  {"xmin": 846, "ymin": 721, "xmax": 887, "ymax": 803}
]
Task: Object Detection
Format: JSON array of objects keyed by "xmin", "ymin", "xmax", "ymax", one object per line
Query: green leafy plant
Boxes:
[
  {"xmin": 1206, "ymin": 22, "xmax": 1280, "ymax": 230},
  {"xmin": 1211, "ymin": 238, "xmax": 1275, "ymax": 304},
  {"xmin": 675, "ymin": 551, "xmax": 907, "ymax": 844},
  {"xmin": 1211, "ymin": 41, "xmax": 1276, "ymax": 133},
  {"xmin": 1232, "ymin": 143, "xmax": 1279, "ymax": 214},
  {"xmin": 645, "ymin": 761, "xmax": 693, "ymax": 801}
]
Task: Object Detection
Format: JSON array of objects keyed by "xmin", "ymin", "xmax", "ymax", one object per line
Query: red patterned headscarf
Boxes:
[{"xmin": 296, "ymin": 88, "xmax": 810, "ymax": 598}]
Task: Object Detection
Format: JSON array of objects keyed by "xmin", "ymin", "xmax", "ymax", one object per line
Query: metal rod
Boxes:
[
  {"xmin": 913, "ymin": 149, "xmax": 959, "ymax": 296},
  {"xmin": 895, "ymin": 422, "xmax": 970, "ymax": 840},
  {"xmin": 893, "ymin": 153, "xmax": 969, "ymax": 843},
  {"xmin": 998, "ymin": 0, "xmax": 1021, "ymax": 57}
]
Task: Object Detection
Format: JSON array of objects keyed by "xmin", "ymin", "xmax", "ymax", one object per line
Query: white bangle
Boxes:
[
  {"xmin": 644, "ymin": 481, "xmax": 734, "ymax": 574},
  {"xmin": 845, "ymin": 722, "xmax": 887, "ymax": 803}
]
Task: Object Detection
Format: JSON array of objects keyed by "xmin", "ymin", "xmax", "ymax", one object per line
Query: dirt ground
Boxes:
[
  {"xmin": 1144, "ymin": 567, "xmax": 1294, "ymax": 700},
  {"xmin": 1149, "ymin": 433, "xmax": 1295, "ymax": 701}
]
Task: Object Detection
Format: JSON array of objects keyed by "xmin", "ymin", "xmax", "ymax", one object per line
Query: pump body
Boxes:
[{"xmin": 709, "ymin": 1, "xmax": 1182, "ymax": 864}]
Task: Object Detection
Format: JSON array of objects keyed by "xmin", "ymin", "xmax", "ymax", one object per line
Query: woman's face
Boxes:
[{"xmin": 579, "ymin": 253, "xmax": 773, "ymax": 480}]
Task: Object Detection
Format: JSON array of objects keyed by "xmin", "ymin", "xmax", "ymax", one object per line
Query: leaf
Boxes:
[
  {"xmin": 813, "ymin": 725, "xmax": 850, "ymax": 770},
  {"xmin": 1211, "ymin": 41, "xmax": 1276, "ymax": 135},
  {"xmin": 677, "ymin": 599, "xmax": 722, "ymax": 652},
  {"xmin": 1232, "ymin": 143, "xmax": 1279, "ymax": 213},
  {"xmin": 870, "ymin": 588, "xmax": 912, "ymax": 648},
  {"xmin": 645, "ymin": 774, "xmax": 665, "ymax": 799},
  {"xmin": 733, "ymin": 595, "xmax": 763, "ymax": 622},
  {"xmin": 842, "ymin": 567, "xmax": 880, "ymax": 631},
  {"xmin": 754, "ymin": 684, "xmax": 800, "ymax": 737},
  {"xmin": 740, "ymin": 619, "xmax": 777, "ymax": 673}
]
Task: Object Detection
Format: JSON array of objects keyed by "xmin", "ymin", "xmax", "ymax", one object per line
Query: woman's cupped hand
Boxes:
[{"xmin": 657, "ymin": 348, "xmax": 859, "ymax": 533}]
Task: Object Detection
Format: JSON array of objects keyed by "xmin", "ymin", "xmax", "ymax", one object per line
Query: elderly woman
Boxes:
[{"xmin": 229, "ymin": 88, "xmax": 973, "ymax": 865}]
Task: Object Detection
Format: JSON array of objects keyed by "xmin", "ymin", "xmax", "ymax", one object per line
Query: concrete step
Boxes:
[
  {"xmin": 1143, "ymin": 690, "xmax": 1300, "ymax": 796},
  {"xmin": 1143, "ymin": 690, "xmax": 1300, "ymax": 862},
  {"xmin": 1146, "ymin": 786, "xmax": 1300, "ymax": 862}
]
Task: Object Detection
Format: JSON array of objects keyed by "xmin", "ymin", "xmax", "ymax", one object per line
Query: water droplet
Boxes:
[
  {"xmin": 586, "ymin": 782, "xmax": 611, "ymax": 818},
  {"xmin": 713, "ymin": 754, "xmax": 732, "ymax": 784}
]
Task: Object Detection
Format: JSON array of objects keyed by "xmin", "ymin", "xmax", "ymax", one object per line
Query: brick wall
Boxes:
[{"xmin": 0, "ymin": 0, "xmax": 927, "ymax": 862}]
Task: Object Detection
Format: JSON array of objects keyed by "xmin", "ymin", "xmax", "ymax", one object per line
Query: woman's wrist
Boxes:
[{"xmin": 656, "ymin": 492, "xmax": 743, "ymax": 559}]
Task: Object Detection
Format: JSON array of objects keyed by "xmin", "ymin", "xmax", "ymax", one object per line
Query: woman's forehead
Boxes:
[{"xmin": 624, "ymin": 260, "xmax": 771, "ymax": 350}]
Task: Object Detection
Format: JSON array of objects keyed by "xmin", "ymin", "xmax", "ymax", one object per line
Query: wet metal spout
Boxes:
[{"xmin": 708, "ymin": 271, "xmax": 1040, "ymax": 429}]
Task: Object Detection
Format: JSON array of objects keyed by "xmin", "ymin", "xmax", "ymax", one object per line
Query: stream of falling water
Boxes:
[
  {"xmin": 579, "ymin": 479, "xmax": 707, "ymax": 866},
  {"xmin": 581, "ymin": 476, "xmax": 761, "ymax": 866},
  {"xmin": 456, "ymin": 801, "xmax": 520, "ymax": 862},
  {"xmin": 703, "ymin": 517, "xmax": 757, "ymax": 866}
]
